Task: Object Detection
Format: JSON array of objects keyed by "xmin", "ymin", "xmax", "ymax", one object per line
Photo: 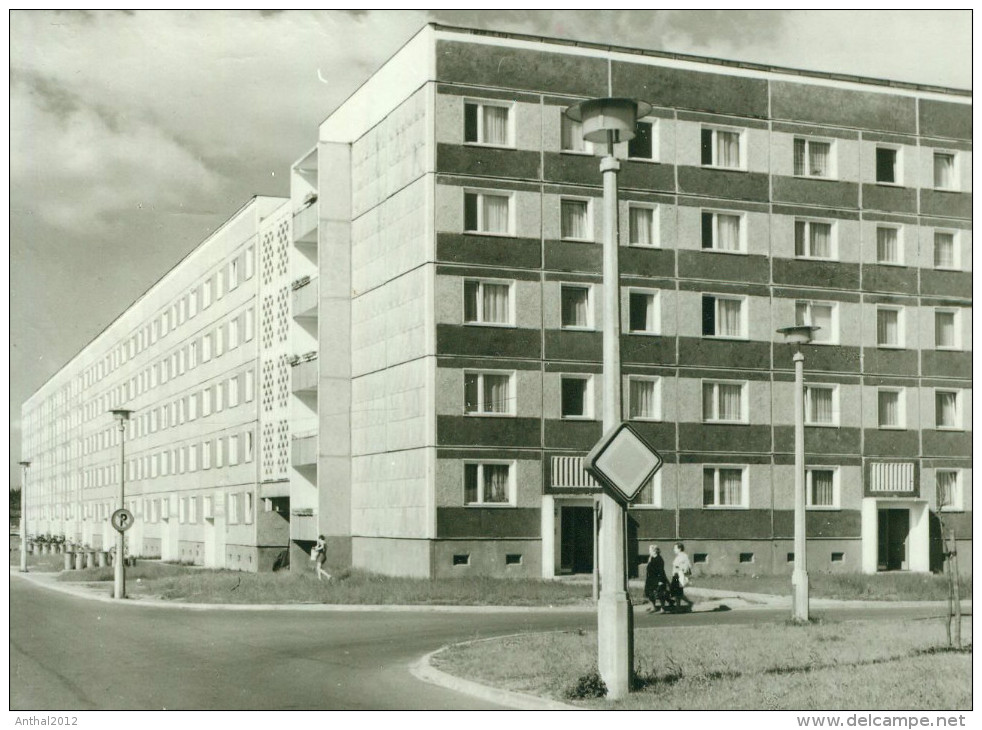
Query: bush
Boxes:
[{"xmin": 564, "ymin": 668, "xmax": 607, "ymax": 699}]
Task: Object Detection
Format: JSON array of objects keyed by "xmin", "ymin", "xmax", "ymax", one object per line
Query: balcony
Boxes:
[
  {"xmin": 291, "ymin": 433, "xmax": 317, "ymax": 467},
  {"xmin": 293, "ymin": 202, "xmax": 318, "ymax": 245},
  {"xmin": 291, "ymin": 275, "xmax": 318, "ymax": 318},
  {"xmin": 291, "ymin": 355, "xmax": 318, "ymax": 393},
  {"xmin": 290, "ymin": 508, "xmax": 318, "ymax": 541}
]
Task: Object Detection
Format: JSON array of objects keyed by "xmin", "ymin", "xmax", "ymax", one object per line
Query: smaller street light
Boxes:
[
  {"xmin": 18, "ymin": 460, "xmax": 31, "ymax": 572},
  {"xmin": 777, "ymin": 325, "xmax": 818, "ymax": 622},
  {"xmin": 110, "ymin": 409, "xmax": 133, "ymax": 599}
]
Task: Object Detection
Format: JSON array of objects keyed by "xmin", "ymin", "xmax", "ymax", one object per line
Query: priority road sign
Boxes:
[
  {"xmin": 584, "ymin": 422, "xmax": 663, "ymax": 503},
  {"xmin": 111, "ymin": 508, "xmax": 134, "ymax": 533}
]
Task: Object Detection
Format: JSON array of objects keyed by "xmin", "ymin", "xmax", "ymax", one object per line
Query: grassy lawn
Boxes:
[
  {"xmin": 9, "ymin": 550, "xmax": 65, "ymax": 573},
  {"xmin": 433, "ymin": 618, "xmax": 972, "ymax": 710},
  {"xmin": 693, "ymin": 572, "xmax": 971, "ymax": 602}
]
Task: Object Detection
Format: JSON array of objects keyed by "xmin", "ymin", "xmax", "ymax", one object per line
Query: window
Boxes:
[
  {"xmin": 229, "ymin": 318, "xmax": 239, "ymax": 350},
  {"xmin": 464, "ymin": 191, "xmax": 511, "ymax": 235},
  {"xmin": 793, "ymin": 138, "xmax": 832, "ymax": 178},
  {"xmin": 245, "ymin": 308, "xmax": 255, "ymax": 341},
  {"xmin": 215, "ymin": 438, "xmax": 224, "ymax": 468},
  {"xmin": 935, "ymin": 390, "xmax": 960, "ymax": 429},
  {"xmin": 875, "ymin": 307, "xmax": 903, "ymax": 348},
  {"xmin": 228, "ymin": 493, "xmax": 239, "ymax": 524},
  {"xmin": 628, "ymin": 205, "xmax": 657, "ymax": 246},
  {"xmin": 560, "ymin": 285, "xmax": 592, "ymax": 329},
  {"xmin": 228, "ymin": 376, "xmax": 240, "ymax": 408},
  {"xmin": 875, "ymin": 226, "xmax": 902, "ymax": 265},
  {"xmin": 245, "ymin": 432, "xmax": 254, "ymax": 463},
  {"xmin": 701, "ymin": 127, "xmax": 743, "ymax": 169},
  {"xmin": 203, "ymin": 279, "xmax": 213, "ymax": 308},
  {"xmin": 202, "ymin": 388, "xmax": 212, "ymax": 417},
  {"xmin": 464, "ymin": 462, "xmax": 513, "ymax": 505},
  {"xmin": 703, "ymin": 466, "xmax": 747, "ymax": 508},
  {"xmin": 877, "ymin": 389, "xmax": 905, "ymax": 429},
  {"xmin": 560, "ymin": 198, "xmax": 591, "ymax": 240},
  {"xmin": 188, "ymin": 444, "xmax": 197, "ymax": 472},
  {"xmin": 875, "ymin": 146, "xmax": 899, "ymax": 184},
  {"xmin": 464, "ymin": 100, "xmax": 512, "ymax": 147},
  {"xmin": 702, "ymin": 381, "xmax": 746, "ymax": 423},
  {"xmin": 934, "ymin": 152, "xmax": 956, "ymax": 190},
  {"xmin": 245, "ymin": 371, "xmax": 255, "ymax": 402},
  {"xmin": 228, "ymin": 435, "xmax": 240, "ymax": 466},
  {"xmin": 628, "ymin": 290, "xmax": 658, "ymax": 334},
  {"xmin": 804, "ymin": 385, "xmax": 837, "ymax": 426},
  {"xmin": 702, "ymin": 295, "xmax": 746, "ymax": 338},
  {"xmin": 464, "ymin": 371, "xmax": 513, "ymax": 415},
  {"xmin": 561, "ymin": 376, "xmax": 592, "ymax": 419},
  {"xmin": 632, "ymin": 471, "xmax": 662, "ymax": 508},
  {"xmin": 935, "ymin": 309, "xmax": 958, "ymax": 349},
  {"xmin": 560, "ymin": 114, "xmax": 591, "ymax": 153},
  {"xmin": 794, "ymin": 219, "xmax": 834, "ymax": 259},
  {"xmin": 189, "ymin": 496, "xmax": 198, "ymax": 525},
  {"xmin": 464, "ymin": 279, "xmax": 513, "ymax": 326},
  {"xmin": 701, "ymin": 211, "xmax": 743, "ymax": 252},
  {"xmin": 202, "ymin": 334, "xmax": 212, "ymax": 362},
  {"xmin": 229, "ymin": 259, "xmax": 239, "ymax": 290},
  {"xmin": 936, "ymin": 470, "xmax": 962, "ymax": 511},
  {"xmin": 215, "ymin": 326, "xmax": 225, "ymax": 357},
  {"xmin": 244, "ymin": 492, "xmax": 254, "ymax": 524},
  {"xmin": 933, "ymin": 231, "xmax": 957, "ymax": 269},
  {"xmin": 795, "ymin": 300, "xmax": 836, "ymax": 344},
  {"xmin": 629, "ymin": 377, "xmax": 661, "ymax": 420},
  {"xmin": 201, "ymin": 441, "xmax": 211, "ymax": 470},
  {"xmin": 188, "ymin": 393, "xmax": 198, "ymax": 421},
  {"xmin": 807, "ymin": 468, "xmax": 838, "ymax": 508},
  {"xmin": 189, "ymin": 341, "xmax": 198, "ymax": 369},
  {"xmin": 628, "ymin": 120, "xmax": 654, "ymax": 160},
  {"xmin": 215, "ymin": 382, "xmax": 224, "ymax": 412},
  {"xmin": 215, "ymin": 270, "xmax": 224, "ymax": 300},
  {"xmin": 188, "ymin": 289, "xmax": 198, "ymax": 318}
]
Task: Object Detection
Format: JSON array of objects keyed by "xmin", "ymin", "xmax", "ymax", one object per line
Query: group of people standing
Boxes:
[{"xmin": 643, "ymin": 542, "xmax": 694, "ymax": 613}]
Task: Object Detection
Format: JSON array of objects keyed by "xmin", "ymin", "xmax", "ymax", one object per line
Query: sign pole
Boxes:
[
  {"xmin": 19, "ymin": 461, "xmax": 31, "ymax": 572},
  {"xmin": 110, "ymin": 409, "xmax": 133, "ymax": 600}
]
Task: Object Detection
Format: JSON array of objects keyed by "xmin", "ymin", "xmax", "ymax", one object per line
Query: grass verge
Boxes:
[
  {"xmin": 692, "ymin": 572, "xmax": 971, "ymax": 601},
  {"xmin": 433, "ymin": 618, "xmax": 972, "ymax": 710}
]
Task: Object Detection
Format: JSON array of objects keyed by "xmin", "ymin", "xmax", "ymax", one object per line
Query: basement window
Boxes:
[
  {"xmin": 505, "ymin": 554, "xmax": 522, "ymax": 566},
  {"xmin": 452, "ymin": 554, "xmax": 470, "ymax": 566},
  {"xmin": 693, "ymin": 553, "xmax": 708, "ymax": 564},
  {"xmin": 831, "ymin": 552, "xmax": 844, "ymax": 563},
  {"xmin": 787, "ymin": 552, "xmax": 795, "ymax": 563},
  {"xmin": 739, "ymin": 552, "xmax": 754, "ymax": 564}
]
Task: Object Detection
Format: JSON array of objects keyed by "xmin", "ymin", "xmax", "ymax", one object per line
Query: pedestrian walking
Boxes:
[
  {"xmin": 643, "ymin": 545, "xmax": 670, "ymax": 613},
  {"xmin": 311, "ymin": 534, "xmax": 332, "ymax": 581},
  {"xmin": 670, "ymin": 542, "xmax": 694, "ymax": 610}
]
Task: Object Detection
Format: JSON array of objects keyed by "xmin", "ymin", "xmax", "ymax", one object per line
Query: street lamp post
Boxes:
[
  {"xmin": 111, "ymin": 409, "xmax": 133, "ymax": 599},
  {"xmin": 566, "ymin": 97, "xmax": 651, "ymax": 700},
  {"xmin": 19, "ymin": 460, "xmax": 31, "ymax": 572},
  {"xmin": 777, "ymin": 325, "xmax": 818, "ymax": 622}
]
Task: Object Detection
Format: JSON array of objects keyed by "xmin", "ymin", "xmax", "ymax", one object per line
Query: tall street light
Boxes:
[
  {"xmin": 111, "ymin": 409, "xmax": 133, "ymax": 599},
  {"xmin": 777, "ymin": 325, "xmax": 817, "ymax": 622},
  {"xmin": 566, "ymin": 97, "xmax": 651, "ymax": 700},
  {"xmin": 19, "ymin": 460, "xmax": 31, "ymax": 572}
]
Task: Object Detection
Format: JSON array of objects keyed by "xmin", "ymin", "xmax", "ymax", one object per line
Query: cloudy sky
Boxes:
[{"xmin": 8, "ymin": 9, "xmax": 971, "ymax": 486}]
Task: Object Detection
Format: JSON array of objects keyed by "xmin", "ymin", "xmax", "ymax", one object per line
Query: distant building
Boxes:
[{"xmin": 22, "ymin": 24, "xmax": 971, "ymax": 578}]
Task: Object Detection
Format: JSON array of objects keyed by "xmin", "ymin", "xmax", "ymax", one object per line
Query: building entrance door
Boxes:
[
  {"xmin": 560, "ymin": 506, "xmax": 594, "ymax": 574},
  {"xmin": 877, "ymin": 508, "xmax": 909, "ymax": 571}
]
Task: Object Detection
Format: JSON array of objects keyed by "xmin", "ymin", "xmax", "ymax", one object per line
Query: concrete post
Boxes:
[
  {"xmin": 792, "ymin": 351, "xmax": 809, "ymax": 622},
  {"xmin": 596, "ymin": 148, "xmax": 632, "ymax": 700},
  {"xmin": 18, "ymin": 461, "xmax": 30, "ymax": 572},
  {"xmin": 114, "ymin": 418, "xmax": 127, "ymax": 599}
]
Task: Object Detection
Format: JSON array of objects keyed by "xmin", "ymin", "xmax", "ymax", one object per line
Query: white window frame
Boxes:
[
  {"xmin": 463, "ymin": 278, "xmax": 515, "ymax": 326},
  {"xmin": 936, "ymin": 469, "xmax": 963, "ymax": 512},
  {"xmin": 794, "ymin": 217, "xmax": 837, "ymax": 260},
  {"xmin": 560, "ymin": 196, "xmax": 594, "ymax": 242},
  {"xmin": 629, "ymin": 470, "xmax": 663, "ymax": 509},
  {"xmin": 702, "ymin": 209, "xmax": 746, "ymax": 253},
  {"xmin": 627, "ymin": 376, "xmax": 662, "ymax": 421},
  {"xmin": 463, "ymin": 189, "xmax": 514, "ymax": 236},
  {"xmin": 877, "ymin": 387, "xmax": 906, "ymax": 430},
  {"xmin": 934, "ymin": 308, "xmax": 960, "ymax": 350},
  {"xmin": 245, "ymin": 246, "xmax": 255, "ymax": 280},
  {"xmin": 627, "ymin": 118, "xmax": 657, "ymax": 161},
  {"xmin": 875, "ymin": 305, "xmax": 905, "ymax": 349},
  {"xmin": 701, "ymin": 380, "xmax": 748, "ymax": 424},
  {"xmin": 805, "ymin": 467, "xmax": 840, "ymax": 510},
  {"xmin": 463, "ymin": 98, "xmax": 515, "ymax": 148},
  {"xmin": 560, "ymin": 374, "xmax": 594, "ymax": 420},
  {"xmin": 463, "ymin": 370, "xmax": 516, "ymax": 417},
  {"xmin": 560, "ymin": 284, "xmax": 594, "ymax": 330},
  {"xmin": 795, "ymin": 299, "xmax": 839, "ymax": 345},
  {"xmin": 627, "ymin": 288, "xmax": 660, "ymax": 335},
  {"xmin": 463, "ymin": 460, "xmax": 516, "ymax": 507},
  {"xmin": 701, "ymin": 126, "xmax": 746, "ymax": 170},
  {"xmin": 228, "ymin": 435, "xmax": 240, "ymax": 466},
  {"xmin": 933, "ymin": 230, "xmax": 960, "ymax": 271},
  {"xmin": 874, "ymin": 224, "xmax": 904, "ymax": 266},
  {"xmin": 560, "ymin": 113, "xmax": 593, "ymax": 155},
  {"xmin": 702, "ymin": 465, "xmax": 749, "ymax": 509},
  {"xmin": 229, "ymin": 259, "xmax": 239, "ymax": 291},
  {"xmin": 935, "ymin": 389, "xmax": 961, "ymax": 431},
  {"xmin": 933, "ymin": 150, "xmax": 958, "ymax": 191},
  {"xmin": 793, "ymin": 137, "xmax": 836, "ymax": 179},
  {"xmin": 702, "ymin": 294, "xmax": 748, "ymax": 339},
  {"xmin": 627, "ymin": 203, "xmax": 659, "ymax": 247},
  {"xmin": 803, "ymin": 384, "xmax": 839, "ymax": 427},
  {"xmin": 875, "ymin": 144, "xmax": 903, "ymax": 186}
]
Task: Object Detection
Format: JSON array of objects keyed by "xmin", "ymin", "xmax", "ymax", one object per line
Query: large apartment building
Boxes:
[{"xmin": 21, "ymin": 24, "xmax": 971, "ymax": 578}]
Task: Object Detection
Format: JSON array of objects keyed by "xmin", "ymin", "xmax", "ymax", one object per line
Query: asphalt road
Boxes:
[{"xmin": 8, "ymin": 576, "xmax": 956, "ymax": 711}]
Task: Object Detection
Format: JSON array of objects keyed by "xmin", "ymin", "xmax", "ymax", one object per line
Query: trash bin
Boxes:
[
  {"xmin": 73, "ymin": 552, "xmax": 85, "ymax": 570},
  {"xmin": 97, "ymin": 551, "xmax": 108, "ymax": 568},
  {"xmin": 64, "ymin": 552, "xmax": 74, "ymax": 571}
]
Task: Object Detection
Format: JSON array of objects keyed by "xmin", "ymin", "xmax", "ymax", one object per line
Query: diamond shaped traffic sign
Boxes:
[{"xmin": 584, "ymin": 422, "xmax": 663, "ymax": 503}]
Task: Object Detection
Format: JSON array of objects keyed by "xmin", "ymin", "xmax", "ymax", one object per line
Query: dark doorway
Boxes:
[
  {"xmin": 560, "ymin": 506, "xmax": 594, "ymax": 574},
  {"xmin": 877, "ymin": 508, "xmax": 909, "ymax": 571}
]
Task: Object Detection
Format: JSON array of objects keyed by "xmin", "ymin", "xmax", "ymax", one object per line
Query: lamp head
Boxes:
[
  {"xmin": 18, "ymin": 460, "xmax": 30, "ymax": 468},
  {"xmin": 565, "ymin": 97, "xmax": 653, "ymax": 144},
  {"xmin": 110, "ymin": 408, "xmax": 134, "ymax": 423},
  {"xmin": 777, "ymin": 325, "xmax": 818, "ymax": 346}
]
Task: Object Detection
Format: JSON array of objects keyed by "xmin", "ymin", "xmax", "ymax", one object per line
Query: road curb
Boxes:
[{"xmin": 409, "ymin": 636, "xmax": 581, "ymax": 711}]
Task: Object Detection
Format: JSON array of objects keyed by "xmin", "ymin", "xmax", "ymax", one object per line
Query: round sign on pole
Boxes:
[{"xmin": 111, "ymin": 508, "xmax": 134, "ymax": 533}]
